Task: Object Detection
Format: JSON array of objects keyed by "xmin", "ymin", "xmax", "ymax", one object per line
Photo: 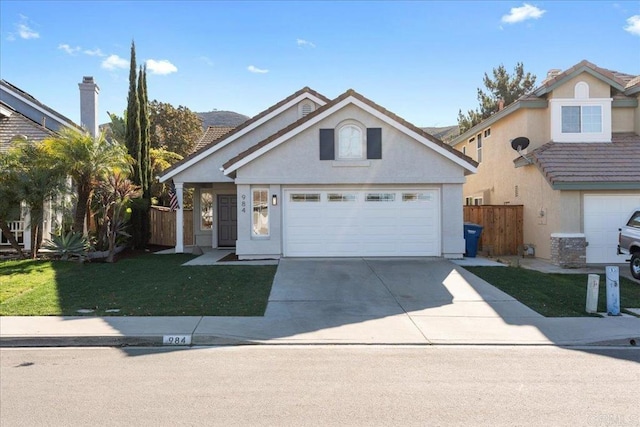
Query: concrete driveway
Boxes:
[{"xmin": 197, "ymin": 257, "xmax": 556, "ymax": 344}]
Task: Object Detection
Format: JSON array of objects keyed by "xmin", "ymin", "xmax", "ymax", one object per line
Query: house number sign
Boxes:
[
  {"xmin": 241, "ymin": 194, "xmax": 247, "ymax": 213},
  {"xmin": 163, "ymin": 335, "xmax": 191, "ymax": 346}
]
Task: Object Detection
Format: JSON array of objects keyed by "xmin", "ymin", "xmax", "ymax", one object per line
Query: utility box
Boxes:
[
  {"xmin": 585, "ymin": 274, "xmax": 600, "ymax": 314},
  {"xmin": 463, "ymin": 223, "xmax": 483, "ymax": 258}
]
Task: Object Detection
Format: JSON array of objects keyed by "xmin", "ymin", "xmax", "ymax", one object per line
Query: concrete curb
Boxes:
[{"xmin": 3, "ymin": 334, "xmax": 640, "ymax": 348}]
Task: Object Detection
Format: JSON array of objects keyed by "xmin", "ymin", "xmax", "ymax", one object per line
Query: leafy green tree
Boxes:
[
  {"xmin": 42, "ymin": 128, "xmax": 131, "ymax": 234},
  {"xmin": 458, "ymin": 62, "xmax": 537, "ymax": 133},
  {"xmin": 3, "ymin": 138, "xmax": 67, "ymax": 258},
  {"xmin": 149, "ymin": 100, "xmax": 203, "ymax": 157},
  {"xmin": 0, "ymin": 149, "xmax": 27, "ymax": 258}
]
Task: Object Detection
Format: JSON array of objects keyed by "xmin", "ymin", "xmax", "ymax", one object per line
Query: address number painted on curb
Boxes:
[{"xmin": 163, "ymin": 335, "xmax": 192, "ymax": 345}]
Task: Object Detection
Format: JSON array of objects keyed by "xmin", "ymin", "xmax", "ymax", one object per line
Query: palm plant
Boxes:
[
  {"xmin": 3, "ymin": 138, "xmax": 67, "ymax": 258},
  {"xmin": 42, "ymin": 128, "xmax": 132, "ymax": 234}
]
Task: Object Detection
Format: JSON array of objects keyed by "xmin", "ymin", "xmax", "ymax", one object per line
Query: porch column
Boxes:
[{"xmin": 175, "ymin": 182, "xmax": 185, "ymax": 253}]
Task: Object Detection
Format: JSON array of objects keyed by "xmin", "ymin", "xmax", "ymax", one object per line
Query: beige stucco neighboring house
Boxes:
[
  {"xmin": 450, "ymin": 60, "xmax": 640, "ymax": 267},
  {"xmin": 159, "ymin": 87, "xmax": 478, "ymax": 259}
]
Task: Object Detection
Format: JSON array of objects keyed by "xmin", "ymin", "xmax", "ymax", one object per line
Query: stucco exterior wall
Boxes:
[
  {"xmin": 612, "ymin": 106, "xmax": 635, "ymax": 133},
  {"xmin": 548, "ymin": 74, "xmax": 610, "ymax": 99},
  {"xmin": 236, "ymin": 104, "xmax": 465, "ymax": 185}
]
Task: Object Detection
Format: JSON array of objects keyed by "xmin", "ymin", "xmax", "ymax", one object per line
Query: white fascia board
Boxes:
[
  {"xmin": 159, "ymin": 92, "xmax": 327, "ymax": 183},
  {"xmin": 0, "ymin": 104, "xmax": 13, "ymax": 117},
  {"xmin": 223, "ymin": 97, "xmax": 352, "ymax": 175},
  {"xmin": 2, "ymin": 86, "xmax": 77, "ymax": 129},
  {"xmin": 348, "ymin": 98, "xmax": 478, "ymax": 173}
]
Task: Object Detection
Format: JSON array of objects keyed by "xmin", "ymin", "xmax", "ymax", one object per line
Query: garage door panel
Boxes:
[
  {"xmin": 284, "ymin": 189, "xmax": 440, "ymax": 257},
  {"xmin": 584, "ymin": 194, "xmax": 640, "ymax": 263}
]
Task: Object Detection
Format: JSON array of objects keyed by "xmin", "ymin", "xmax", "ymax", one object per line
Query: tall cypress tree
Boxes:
[
  {"xmin": 138, "ymin": 64, "xmax": 151, "ymax": 247},
  {"xmin": 125, "ymin": 40, "xmax": 144, "ymax": 248},
  {"xmin": 125, "ymin": 41, "xmax": 141, "ymax": 185}
]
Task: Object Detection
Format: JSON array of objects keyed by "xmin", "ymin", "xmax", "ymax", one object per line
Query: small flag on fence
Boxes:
[{"xmin": 169, "ymin": 180, "xmax": 180, "ymax": 211}]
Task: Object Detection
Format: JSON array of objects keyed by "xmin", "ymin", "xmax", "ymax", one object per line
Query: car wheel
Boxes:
[{"xmin": 631, "ymin": 252, "xmax": 640, "ymax": 281}]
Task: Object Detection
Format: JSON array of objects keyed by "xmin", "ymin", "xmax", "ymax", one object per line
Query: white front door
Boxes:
[
  {"xmin": 584, "ymin": 194, "xmax": 640, "ymax": 263},
  {"xmin": 283, "ymin": 189, "xmax": 440, "ymax": 257}
]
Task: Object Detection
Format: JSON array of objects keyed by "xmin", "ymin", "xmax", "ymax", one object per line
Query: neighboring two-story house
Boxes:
[
  {"xmin": 451, "ymin": 60, "xmax": 640, "ymax": 267},
  {"xmin": 159, "ymin": 87, "xmax": 478, "ymax": 259}
]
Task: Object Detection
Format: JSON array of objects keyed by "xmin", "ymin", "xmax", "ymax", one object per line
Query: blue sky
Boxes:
[{"xmin": 1, "ymin": 1, "xmax": 639, "ymax": 128}]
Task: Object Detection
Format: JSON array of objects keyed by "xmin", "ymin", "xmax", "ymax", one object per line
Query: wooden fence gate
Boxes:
[
  {"xmin": 463, "ymin": 205, "xmax": 523, "ymax": 256},
  {"xmin": 149, "ymin": 206, "xmax": 194, "ymax": 246}
]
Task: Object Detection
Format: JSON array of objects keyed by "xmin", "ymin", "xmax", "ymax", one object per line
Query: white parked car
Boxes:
[{"xmin": 618, "ymin": 208, "xmax": 640, "ymax": 281}]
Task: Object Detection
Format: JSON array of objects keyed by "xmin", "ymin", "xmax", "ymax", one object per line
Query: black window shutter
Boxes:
[
  {"xmin": 319, "ymin": 129, "xmax": 335, "ymax": 160},
  {"xmin": 367, "ymin": 128, "xmax": 382, "ymax": 159}
]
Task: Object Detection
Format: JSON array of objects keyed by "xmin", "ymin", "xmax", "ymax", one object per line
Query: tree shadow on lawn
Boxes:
[{"xmin": 49, "ymin": 250, "xmax": 275, "ymax": 317}]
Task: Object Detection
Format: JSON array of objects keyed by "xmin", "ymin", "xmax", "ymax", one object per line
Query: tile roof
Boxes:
[
  {"xmin": 160, "ymin": 86, "xmax": 330, "ymax": 179},
  {"xmin": 525, "ymin": 133, "xmax": 640, "ymax": 189},
  {"xmin": 223, "ymin": 89, "xmax": 477, "ymax": 171},
  {"xmin": 0, "ymin": 102, "xmax": 55, "ymax": 153},
  {"xmin": 535, "ymin": 60, "xmax": 638, "ymax": 95},
  {"xmin": 193, "ymin": 126, "xmax": 234, "ymax": 152}
]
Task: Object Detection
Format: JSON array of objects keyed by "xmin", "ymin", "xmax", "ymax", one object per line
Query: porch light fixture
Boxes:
[{"xmin": 272, "ymin": 194, "xmax": 278, "ymax": 206}]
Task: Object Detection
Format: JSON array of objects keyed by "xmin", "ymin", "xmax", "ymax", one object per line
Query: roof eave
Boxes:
[
  {"xmin": 450, "ymin": 99, "xmax": 547, "ymax": 145},
  {"xmin": 158, "ymin": 89, "xmax": 328, "ymax": 183},
  {"xmin": 533, "ymin": 65, "xmax": 626, "ymax": 97},
  {"xmin": 551, "ymin": 182, "xmax": 640, "ymax": 191}
]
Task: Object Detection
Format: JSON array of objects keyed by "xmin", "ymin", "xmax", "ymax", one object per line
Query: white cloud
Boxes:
[
  {"xmin": 101, "ymin": 54, "xmax": 129, "ymax": 70},
  {"xmin": 58, "ymin": 43, "xmax": 80, "ymax": 55},
  {"xmin": 146, "ymin": 59, "xmax": 178, "ymax": 75},
  {"xmin": 297, "ymin": 38, "xmax": 316, "ymax": 48},
  {"xmin": 247, "ymin": 65, "xmax": 269, "ymax": 74},
  {"xmin": 8, "ymin": 15, "xmax": 40, "ymax": 40},
  {"xmin": 84, "ymin": 48, "xmax": 105, "ymax": 57},
  {"xmin": 501, "ymin": 3, "xmax": 546, "ymax": 24},
  {"xmin": 624, "ymin": 15, "xmax": 640, "ymax": 36}
]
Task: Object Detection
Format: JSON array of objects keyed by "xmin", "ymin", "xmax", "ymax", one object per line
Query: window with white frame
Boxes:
[
  {"xmin": 252, "ymin": 189, "xmax": 269, "ymax": 236},
  {"xmin": 200, "ymin": 190, "xmax": 213, "ymax": 230},
  {"xmin": 561, "ymin": 105, "xmax": 602, "ymax": 133},
  {"xmin": 337, "ymin": 123, "xmax": 364, "ymax": 159},
  {"xmin": 550, "ymin": 81, "xmax": 611, "ymax": 142},
  {"xmin": 476, "ymin": 133, "xmax": 483, "ymax": 163}
]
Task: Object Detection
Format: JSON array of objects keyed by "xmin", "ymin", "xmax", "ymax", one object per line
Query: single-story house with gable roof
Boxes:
[{"xmin": 159, "ymin": 87, "xmax": 477, "ymax": 259}]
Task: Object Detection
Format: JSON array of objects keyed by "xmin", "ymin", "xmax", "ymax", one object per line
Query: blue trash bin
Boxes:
[{"xmin": 464, "ymin": 223, "xmax": 483, "ymax": 257}]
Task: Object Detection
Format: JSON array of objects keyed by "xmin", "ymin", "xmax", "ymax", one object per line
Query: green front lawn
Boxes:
[
  {"xmin": 0, "ymin": 254, "xmax": 276, "ymax": 316},
  {"xmin": 465, "ymin": 266, "xmax": 640, "ymax": 317}
]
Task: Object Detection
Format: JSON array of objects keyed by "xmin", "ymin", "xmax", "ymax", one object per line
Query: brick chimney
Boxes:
[
  {"xmin": 498, "ymin": 99, "xmax": 505, "ymax": 111},
  {"xmin": 78, "ymin": 76, "xmax": 99, "ymax": 138}
]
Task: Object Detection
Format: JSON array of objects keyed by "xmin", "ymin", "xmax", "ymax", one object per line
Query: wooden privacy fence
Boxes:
[
  {"xmin": 463, "ymin": 205, "xmax": 523, "ymax": 256},
  {"xmin": 149, "ymin": 206, "xmax": 194, "ymax": 247}
]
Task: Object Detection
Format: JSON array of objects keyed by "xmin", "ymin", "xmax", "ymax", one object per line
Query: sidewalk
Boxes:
[{"xmin": 1, "ymin": 256, "xmax": 639, "ymax": 348}]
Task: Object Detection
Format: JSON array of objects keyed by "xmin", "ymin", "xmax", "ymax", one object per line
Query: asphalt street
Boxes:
[{"xmin": 1, "ymin": 345, "xmax": 638, "ymax": 426}]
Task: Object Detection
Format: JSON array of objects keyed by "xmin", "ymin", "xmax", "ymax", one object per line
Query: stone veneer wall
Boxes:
[{"xmin": 550, "ymin": 233, "xmax": 587, "ymax": 268}]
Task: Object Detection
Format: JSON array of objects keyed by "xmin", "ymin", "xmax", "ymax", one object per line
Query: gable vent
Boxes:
[{"xmin": 301, "ymin": 102, "xmax": 314, "ymax": 117}]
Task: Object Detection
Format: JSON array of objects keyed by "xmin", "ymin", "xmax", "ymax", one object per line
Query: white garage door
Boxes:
[
  {"xmin": 584, "ymin": 194, "xmax": 640, "ymax": 263},
  {"xmin": 283, "ymin": 189, "xmax": 440, "ymax": 257}
]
